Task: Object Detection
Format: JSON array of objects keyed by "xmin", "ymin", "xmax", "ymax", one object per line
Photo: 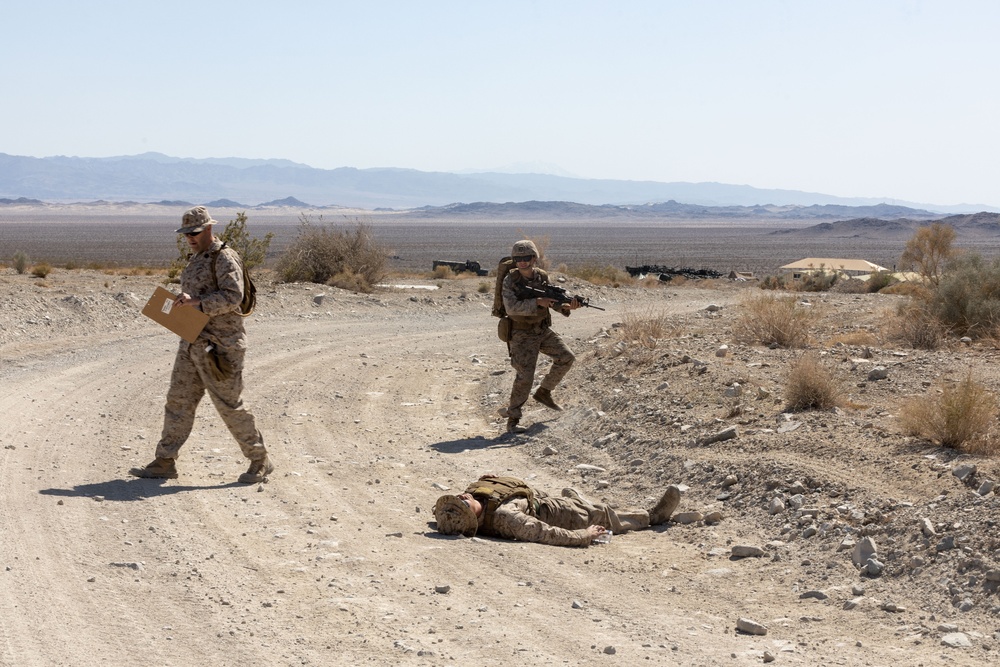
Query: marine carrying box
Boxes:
[{"xmin": 141, "ymin": 285, "xmax": 209, "ymax": 343}]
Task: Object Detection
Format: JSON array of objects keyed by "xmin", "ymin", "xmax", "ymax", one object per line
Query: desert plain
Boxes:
[{"xmin": 2, "ymin": 205, "xmax": 1000, "ymax": 666}]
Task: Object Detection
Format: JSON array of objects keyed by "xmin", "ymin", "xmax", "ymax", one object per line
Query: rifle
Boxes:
[{"xmin": 513, "ymin": 283, "xmax": 605, "ymax": 311}]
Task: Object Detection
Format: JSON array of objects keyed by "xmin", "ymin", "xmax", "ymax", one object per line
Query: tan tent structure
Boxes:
[{"xmin": 780, "ymin": 258, "xmax": 888, "ymax": 279}]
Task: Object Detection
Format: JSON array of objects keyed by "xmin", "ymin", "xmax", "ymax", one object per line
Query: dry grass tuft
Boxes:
[
  {"xmin": 885, "ymin": 301, "xmax": 946, "ymax": 350},
  {"xmin": 732, "ymin": 292, "xmax": 814, "ymax": 348},
  {"xmin": 784, "ymin": 352, "xmax": 843, "ymax": 412},
  {"xmin": 432, "ymin": 265, "xmax": 456, "ymax": 280},
  {"xmin": 31, "ymin": 262, "xmax": 52, "ymax": 278},
  {"xmin": 565, "ymin": 263, "xmax": 633, "ymax": 287},
  {"xmin": 899, "ymin": 372, "xmax": 999, "ymax": 454},
  {"xmin": 828, "ymin": 331, "xmax": 879, "ymax": 347},
  {"xmin": 613, "ymin": 307, "xmax": 682, "ymax": 365}
]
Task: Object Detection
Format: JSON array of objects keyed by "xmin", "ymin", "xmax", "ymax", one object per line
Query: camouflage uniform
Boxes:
[
  {"xmin": 155, "ymin": 238, "xmax": 267, "ymax": 462},
  {"xmin": 501, "ymin": 268, "xmax": 575, "ymax": 420},
  {"xmin": 485, "ymin": 488, "xmax": 650, "ymax": 548}
]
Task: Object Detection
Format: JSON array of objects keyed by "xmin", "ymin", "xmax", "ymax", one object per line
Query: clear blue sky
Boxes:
[{"xmin": 4, "ymin": 1, "xmax": 998, "ymax": 207}]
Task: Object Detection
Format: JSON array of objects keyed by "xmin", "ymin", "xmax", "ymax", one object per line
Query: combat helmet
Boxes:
[
  {"xmin": 433, "ymin": 495, "xmax": 478, "ymax": 537},
  {"xmin": 511, "ymin": 239, "xmax": 539, "ymax": 259}
]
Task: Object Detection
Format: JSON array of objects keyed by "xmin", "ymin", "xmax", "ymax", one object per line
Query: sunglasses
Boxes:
[
  {"xmin": 513, "ymin": 255, "xmax": 533, "ymax": 263},
  {"xmin": 184, "ymin": 230, "xmax": 204, "ymax": 238}
]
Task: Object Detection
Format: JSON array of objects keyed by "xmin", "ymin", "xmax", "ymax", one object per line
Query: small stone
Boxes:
[
  {"xmin": 602, "ymin": 646, "xmax": 616, "ymax": 655},
  {"xmin": 762, "ymin": 651, "xmax": 775, "ymax": 663},
  {"xmin": 703, "ymin": 511, "xmax": 723, "ymax": 524},
  {"xmin": 852, "ymin": 537, "xmax": 877, "ymax": 568},
  {"xmin": 722, "ymin": 474, "xmax": 738, "ymax": 487},
  {"xmin": 672, "ymin": 511, "xmax": 703, "ymax": 524},
  {"xmin": 940, "ymin": 632, "xmax": 972, "ymax": 648},
  {"xmin": 572, "ymin": 600, "xmax": 585, "ymax": 609},
  {"xmin": 864, "ymin": 558, "xmax": 885, "ymax": 577},
  {"xmin": 978, "ymin": 480, "xmax": 995, "ymax": 496},
  {"xmin": 952, "ymin": 463, "xmax": 976, "ymax": 482},
  {"xmin": 736, "ymin": 617, "xmax": 767, "ymax": 636},
  {"xmin": 769, "ymin": 497, "xmax": 786, "ymax": 515},
  {"xmin": 919, "ymin": 517, "xmax": 936, "ymax": 537},
  {"xmin": 731, "ymin": 545, "xmax": 766, "ymax": 559},
  {"xmin": 541, "ymin": 446, "xmax": 558, "ymax": 456},
  {"xmin": 434, "ymin": 585, "xmax": 451, "ymax": 594},
  {"xmin": 800, "ymin": 590, "xmax": 828, "ymax": 600},
  {"xmin": 716, "ymin": 345, "xmax": 729, "ymax": 358},
  {"xmin": 867, "ymin": 366, "xmax": 889, "ymax": 381}
]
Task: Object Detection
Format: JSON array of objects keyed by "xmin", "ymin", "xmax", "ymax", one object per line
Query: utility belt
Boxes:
[{"xmin": 511, "ymin": 319, "xmax": 549, "ymax": 332}]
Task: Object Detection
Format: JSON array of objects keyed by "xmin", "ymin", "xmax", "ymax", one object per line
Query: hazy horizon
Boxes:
[{"xmin": 5, "ymin": 1, "xmax": 999, "ymax": 208}]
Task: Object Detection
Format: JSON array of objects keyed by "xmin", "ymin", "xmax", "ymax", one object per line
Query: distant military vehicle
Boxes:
[{"xmin": 432, "ymin": 260, "xmax": 489, "ymax": 276}]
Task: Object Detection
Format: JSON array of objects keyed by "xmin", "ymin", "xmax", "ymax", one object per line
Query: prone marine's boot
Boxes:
[
  {"xmin": 238, "ymin": 455, "xmax": 275, "ymax": 484},
  {"xmin": 649, "ymin": 485, "xmax": 681, "ymax": 525},
  {"xmin": 533, "ymin": 387, "xmax": 562, "ymax": 411},
  {"xmin": 129, "ymin": 457, "xmax": 178, "ymax": 479}
]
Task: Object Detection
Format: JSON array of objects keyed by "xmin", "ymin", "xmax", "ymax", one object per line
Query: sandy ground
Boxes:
[{"xmin": 1, "ymin": 268, "xmax": 999, "ymax": 667}]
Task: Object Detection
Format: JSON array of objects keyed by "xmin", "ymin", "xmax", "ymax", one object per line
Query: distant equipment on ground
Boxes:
[
  {"xmin": 432, "ymin": 260, "xmax": 489, "ymax": 276},
  {"xmin": 625, "ymin": 265, "xmax": 724, "ymax": 281}
]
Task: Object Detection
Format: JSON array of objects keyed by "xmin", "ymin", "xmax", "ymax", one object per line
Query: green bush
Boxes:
[
  {"xmin": 275, "ymin": 216, "xmax": 388, "ymax": 291},
  {"xmin": 930, "ymin": 253, "xmax": 1000, "ymax": 338},
  {"xmin": 218, "ymin": 211, "xmax": 273, "ymax": 271},
  {"xmin": 13, "ymin": 251, "xmax": 28, "ymax": 274}
]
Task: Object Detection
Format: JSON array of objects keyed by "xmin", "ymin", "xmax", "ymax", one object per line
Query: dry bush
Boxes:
[
  {"xmin": 828, "ymin": 330, "xmax": 879, "ymax": 347},
  {"xmin": 565, "ymin": 263, "xmax": 632, "ymax": 287},
  {"xmin": 432, "ymin": 265, "xmax": 456, "ymax": 280},
  {"xmin": 884, "ymin": 301, "xmax": 946, "ymax": 350},
  {"xmin": 276, "ymin": 218, "xmax": 388, "ymax": 291},
  {"xmin": 31, "ymin": 262, "xmax": 52, "ymax": 278},
  {"xmin": 882, "ymin": 281, "xmax": 931, "ymax": 298},
  {"xmin": 784, "ymin": 352, "xmax": 843, "ymax": 411},
  {"xmin": 477, "ymin": 281, "xmax": 490, "ymax": 294},
  {"xmin": 899, "ymin": 372, "xmax": 998, "ymax": 453},
  {"xmin": 732, "ymin": 292, "xmax": 813, "ymax": 348},
  {"xmin": 639, "ymin": 275, "xmax": 669, "ymax": 289},
  {"xmin": 930, "ymin": 253, "xmax": 1000, "ymax": 338},
  {"xmin": 900, "ymin": 222, "xmax": 957, "ymax": 286},
  {"xmin": 620, "ymin": 307, "xmax": 677, "ymax": 347},
  {"xmin": 614, "ymin": 307, "xmax": 681, "ymax": 365}
]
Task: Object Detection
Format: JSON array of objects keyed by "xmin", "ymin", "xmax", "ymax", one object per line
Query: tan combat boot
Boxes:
[
  {"xmin": 129, "ymin": 457, "xmax": 178, "ymax": 479},
  {"xmin": 238, "ymin": 456, "xmax": 275, "ymax": 484},
  {"xmin": 533, "ymin": 387, "xmax": 562, "ymax": 411},
  {"xmin": 506, "ymin": 417, "xmax": 526, "ymax": 434},
  {"xmin": 649, "ymin": 485, "xmax": 681, "ymax": 525}
]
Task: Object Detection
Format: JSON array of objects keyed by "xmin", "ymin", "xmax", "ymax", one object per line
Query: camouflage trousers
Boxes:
[
  {"xmin": 536, "ymin": 495, "xmax": 650, "ymax": 534},
  {"xmin": 505, "ymin": 327, "xmax": 575, "ymax": 419},
  {"xmin": 155, "ymin": 342, "xmax": 267, "ymax": 461}
]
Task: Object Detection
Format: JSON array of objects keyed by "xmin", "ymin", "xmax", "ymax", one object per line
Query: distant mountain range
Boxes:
[{"xmin": 0, "ymin": 152, "xmax": 993, "ymax": 214}]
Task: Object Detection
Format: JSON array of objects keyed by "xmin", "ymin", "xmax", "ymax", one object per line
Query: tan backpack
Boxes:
[{"xmin": 492, "ymin": 256, "xmax": 515, "ymax": 341}]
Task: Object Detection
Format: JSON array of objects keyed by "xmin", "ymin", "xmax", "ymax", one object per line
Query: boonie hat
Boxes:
[
  {"xmin": 511, "ymin": 239, "xmax": 539, "ymax": 258},
  {"xmin": 176, "ymin": 206, "xmax": 217, "ymax": 234},
  {"xmin": 433, "ymin": 494, "xmax": 478, "ymax": 537}
]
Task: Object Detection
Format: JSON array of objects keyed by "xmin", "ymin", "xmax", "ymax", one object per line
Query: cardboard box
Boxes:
[{"xmin": 142, "ymin": 285, "xmax": 209, "ymax": 343}]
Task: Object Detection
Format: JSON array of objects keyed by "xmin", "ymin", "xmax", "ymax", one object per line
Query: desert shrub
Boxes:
[
  {"xmin": 620, "ymin": 307, "xmax": 677, "ymax": 348},
  {"xmin": 759, "ymin": 274, "xmax": 788, "ymax": 290},
  {"xmin": 732, "ymin": 292, "xmax": 813, "ymax": 348},
  {"xmin": 13, "ymin": 251, "xmax": 28, "ymax": 274},
  {"xmin": 885, "ymin": 301, "xmax": 946, "ymax": 350},
  {"xmin": 32, "ymin": 262, "xmax": 52, "ymax": 278},
  {"xmin": 218, "ymin": 211, "xmax": 273, "ymax": 271},
  {"xmin": 432, "ymin": 265, "xmax": 456, "ymax": 280},
  {"xmin": 796, "ymin": 271, "xmax": 838, "ymax": 292},
  {"xmin": 477, "ymin": 281, "xmax": 490, "ymax": 293},
  {"xmin": 900, "ymin": 222, "xmax": 957, "ymax": 287},
  {"xmin": 614, "ymin": 307, "xmax": 679, "ymax": 365},
  {"xmin": 899, "ymin": 371, "xmax": 998, "ymax": 452},
  {"xmin": 784, "ymin": 352, "xmax": 843, "ymax": 411},
  {"xmin": 566, "ymin": 263, "xmax": 632, "ymax": 287},
  {"xmin": 882, "ymin": 281, "xmax": 931, "ymax": 298},
  {"xmin": 928, "ymin": 253, "xmax": 1000, "ymax": 338},
  {"xmin": 828, "ymin": 330, "xmax": 879, "ymax": 347},
  {"xmin": 865, "ymin": 270, "xmax": 895, "ymax": 293},
  {"xmin": 276, "ymin": 217, "xmax": 388, "ymax": 291}
]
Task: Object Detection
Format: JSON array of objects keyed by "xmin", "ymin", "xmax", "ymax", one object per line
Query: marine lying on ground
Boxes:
[{"xmin": 432, "ymin": 260, "xmax": 489, "ymax": 276}]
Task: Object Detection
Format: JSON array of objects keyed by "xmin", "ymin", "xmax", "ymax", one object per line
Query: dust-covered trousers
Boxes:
[
  {"xmin": 506, "ymin": 327, "xmax": 575, "ymax": 419},
  {"xmin": 155, "ymin": 341, "xmax": 267, "ymax": 461},
  {"xmin": 492, "ymin": 494, "xmax": 650, "ymax": 547}
]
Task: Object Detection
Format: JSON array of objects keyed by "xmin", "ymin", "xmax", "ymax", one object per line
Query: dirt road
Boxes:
[{"xmin": 0, "ymin": 271, "xmax": 995, "ymax": 666}]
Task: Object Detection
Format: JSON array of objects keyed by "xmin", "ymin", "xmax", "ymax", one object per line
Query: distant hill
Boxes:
[
  {"xmin": 0, "ymin": 152, "xmax": 993, "ymax": 213},
  {"xmin": 770, "ymin": 212, "xmax": 1000, "ymax": 239}
]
